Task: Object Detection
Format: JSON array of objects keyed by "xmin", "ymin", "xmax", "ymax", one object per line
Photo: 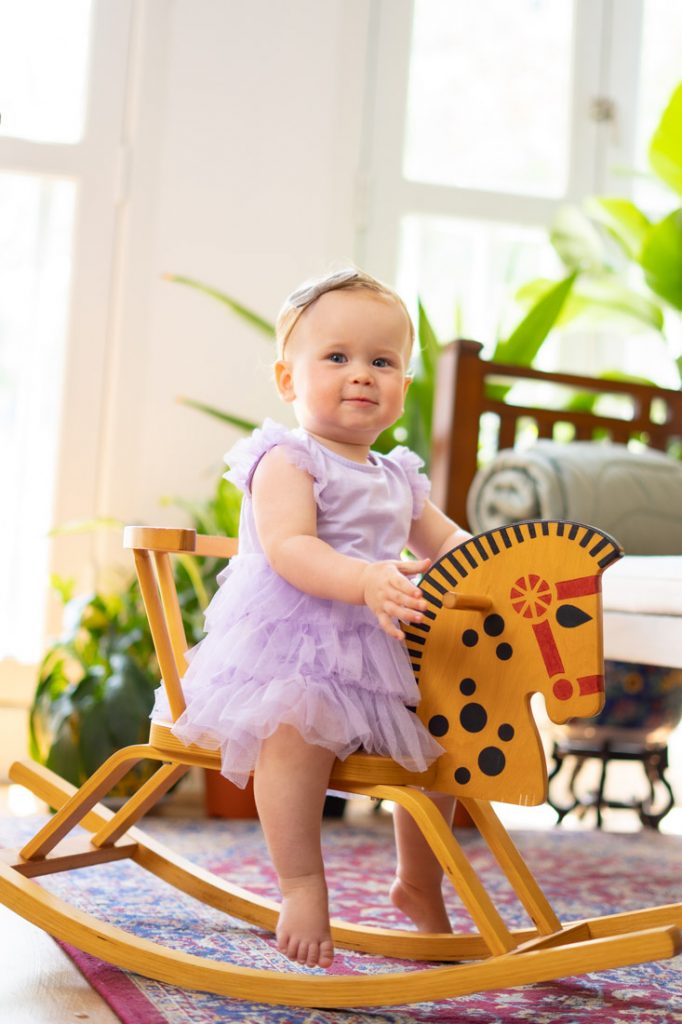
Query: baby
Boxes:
[{"xmin": 161, "ymin": 268, "xmax": 470, "ymax": 968}]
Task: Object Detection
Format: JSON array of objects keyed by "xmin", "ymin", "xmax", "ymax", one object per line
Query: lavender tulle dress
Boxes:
[{"xmin": 151, "ymin": 419, "xmax": 444, "ymax": 787}]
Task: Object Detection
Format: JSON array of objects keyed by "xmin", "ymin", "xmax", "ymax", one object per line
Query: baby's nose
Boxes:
[{"xmin": 350, "ymin": 363, "xmax": 373, "ymax": 382}]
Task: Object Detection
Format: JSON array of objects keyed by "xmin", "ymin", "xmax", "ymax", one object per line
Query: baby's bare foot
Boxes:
[
  {"xmin": 277, "ymin": 873, "xmax": 334, "ymax": 969},
  {"xmin": 390, "ymin": 876, "xmax": 453, "ymax": 933}
]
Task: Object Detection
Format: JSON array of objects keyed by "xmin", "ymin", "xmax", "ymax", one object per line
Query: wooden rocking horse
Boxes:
[{"xmin": 0, "ymin": 519, "xmax": 680, "ymax": 1008}]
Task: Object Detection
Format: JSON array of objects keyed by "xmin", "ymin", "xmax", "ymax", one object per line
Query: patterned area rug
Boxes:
[{"xmin": 3, "ymin": 813, "xmax": 682, "ymax": 1023}]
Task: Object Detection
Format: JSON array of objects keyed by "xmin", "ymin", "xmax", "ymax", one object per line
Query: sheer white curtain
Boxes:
[
  {"xmin": 0, "ymin": 1, "xmax": 93, "ymax": 661},
  {"xmin": 0, "ymin": 0, "xmax": 131, "ymax": 664}
]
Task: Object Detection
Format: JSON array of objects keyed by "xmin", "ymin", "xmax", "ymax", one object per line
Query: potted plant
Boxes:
[{"xmin": 30, "ymin": 476, "xmax": 254, "ymax": 814}]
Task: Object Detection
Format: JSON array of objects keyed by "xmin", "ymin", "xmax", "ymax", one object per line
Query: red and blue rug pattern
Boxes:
[{"xmin": 4, "ymin": 814, "xmax": 681, "ymax": 1023}]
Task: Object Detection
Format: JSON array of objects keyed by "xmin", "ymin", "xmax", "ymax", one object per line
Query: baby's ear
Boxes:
[{"xmin": 274, "ymin": 360, "xmax": 295, "ymax": 402}]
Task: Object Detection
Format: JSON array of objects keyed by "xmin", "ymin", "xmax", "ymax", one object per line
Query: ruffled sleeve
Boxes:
[
  {"xmin": 388, "ymin": 445, "xmax": 431, "ymax": 520},
  {"xmin": 224, "ymin": 419, "xmax": 330, "ymax": 509}
]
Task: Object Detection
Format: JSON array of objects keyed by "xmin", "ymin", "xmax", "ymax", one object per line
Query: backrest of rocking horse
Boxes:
[
  {"xmin": 407, "ymin": 520, "xmax": 622, "ymax": 806},
  {"xmin": 123, "ymin": 526, "xmax": 238, "ymax": 722}
]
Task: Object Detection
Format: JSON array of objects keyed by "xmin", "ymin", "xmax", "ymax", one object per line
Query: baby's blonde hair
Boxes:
[{"xmin": 275, "ymin": 267, "xmax": 415, "ymax": 359}]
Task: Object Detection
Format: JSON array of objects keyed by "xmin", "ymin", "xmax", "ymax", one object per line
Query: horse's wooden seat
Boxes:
[
  {"xmin": 0, "ymin": 521, "xmax": 680, "ymax": 1007},
  {"xmin": 148, "ymin": 719, "xmax": 438, "ymax": 788}
]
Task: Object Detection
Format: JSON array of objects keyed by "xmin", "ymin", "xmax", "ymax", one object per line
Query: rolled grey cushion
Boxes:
[{"xmin": 466, "ymin": 441, "xmax": 682, "ymax": 555}]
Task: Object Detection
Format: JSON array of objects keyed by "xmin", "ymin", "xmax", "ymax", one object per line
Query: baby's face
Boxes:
[{"xmin": 275, "ymin": 289, "xmax": 412, "ymax": 448}]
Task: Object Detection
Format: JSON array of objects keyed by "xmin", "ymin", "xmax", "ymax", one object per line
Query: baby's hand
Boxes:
[{"xmin": 361, "ymin": 559, "xmax": 431, "ymax": 640}]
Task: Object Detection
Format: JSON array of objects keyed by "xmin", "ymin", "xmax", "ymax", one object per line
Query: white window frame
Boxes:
[
  {"xmin": 0, "ymin": 0, "xmax": 134, "ymax": 705},
  {"xmin": 358, "ymin": 0, "xmax": 646, "ymax": 284}
]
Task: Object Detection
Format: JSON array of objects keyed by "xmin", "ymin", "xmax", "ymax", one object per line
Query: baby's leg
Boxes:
[
  {"xmin": 254, "ymin": 724, "xmax": 337, "ymax": 969},
  {"xmin": 390, "ymin": 794, "xmax": 456, "ymax": 932}
]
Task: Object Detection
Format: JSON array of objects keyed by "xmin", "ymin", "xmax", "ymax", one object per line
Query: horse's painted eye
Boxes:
[{"xmin": 556, "ymin": 604, "xmax": 592, "ymax": 628}]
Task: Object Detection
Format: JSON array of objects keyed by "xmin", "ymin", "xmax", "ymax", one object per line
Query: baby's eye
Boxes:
[
  {"xmin": 372, "ymin": 357, "xmax": 392, "ymax": 368},
  {"xmin": 327, "ymin": 352, "xmax": 347, "ymax": 363}
]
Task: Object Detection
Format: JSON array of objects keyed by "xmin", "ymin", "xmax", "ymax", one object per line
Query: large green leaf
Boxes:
[
  {"xmin": 178, "ymin": 396, "xmax": 259, "ymax": 433},
  {"xmin": 549, "ymin": 207, "xmax": 607, "ymax": 272},
  {"xmin": 584, "ymin": 197, "xmax": 651, "ymax": 260},
  {"xmin": 515, "ymin": 274, "xmax": 664, "ymax": 331},
  {"xmin": 45, "ymin": 726, "xmax": 82, "ymax": 786},
  {"xmin": 164, "ymin": 274, "xmax": 276, "ymax": 337},
  {"xmin": 649, "ymin": 82, "xmax": 682, "ymax": 198},
  {"xmin": 641, "ymin": 209, "xmax": 682, "ymax": 309},
  {"xmin": 103, "ymin": 655, "xmax": 155, "ymax": 747},
  {"xmin": 416, "ymin": 299, "xmax": 440, "ymax": 386},
  {"xmin": 494, "ymin": 272, "xmax": 578, "ymax": 365},
  {"xmin": 49, "ymin": 517, "xmax": 123, "ymax": 537},
  {"xmin": 78, "ymin": 700, "xmax": 113, "ymax": 776}
]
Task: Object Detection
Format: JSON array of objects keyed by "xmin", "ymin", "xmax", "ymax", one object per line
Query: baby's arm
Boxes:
[
  {"xmin": 408, "ymin": 499, "xmax": 472, "ymax": 563},
  {"xmin": 251, "ymin": 447, "xmax": 429, "ymax": 639}
]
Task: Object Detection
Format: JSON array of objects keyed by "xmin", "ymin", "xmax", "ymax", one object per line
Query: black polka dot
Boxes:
[
  {"xmin": 454, "ymin": 767, "xmax": 471, "ymax": 785},
  {"xmin": 498, "ymin": 723, "xmax": 514, "ymax": 742},
  {"xmin": 478, "ymin": 746, "xmax": 506, "ymax": 776},
  {"xmin": 496, "ymin": 642, "xmax": 513, "ymax": 661},
  {"xmin": 460, "ymin": 677, "xmax": 476, "ymax": 696},
  {"xmin": 484, "ymin": 614, "xmax": 505, "ymax": 637},
  {"xmin": 428, "ymin": 714, "xmax": 449, "ymax": 737},
  {"xmin": 462, "ymin": 629, "xmax": 479, "ymax": 647},
  {"xmin": 460, "ymin": 703, "xmax": 487, "ymax": 733}
]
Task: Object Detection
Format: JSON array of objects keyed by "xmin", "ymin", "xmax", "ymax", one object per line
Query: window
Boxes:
[
  {"xmin": 0, "ymin": 0, "xmax": 93, "ymax": 144},
  {"xmin": 403, "ymin": 0, "xmax": 575, "ymax": 198},
  {"xmin": 361, "ymin": 0, "xmax": 682, "ymax": 370},
  {"xmin": 0, "ymin": 0, "xmax": 132, "ymax": 670},
  {"xmin": 633, "ymin": 0, "xmax": 682, "ymax": 213},
  {"xmin": 0, "ymin": 175, "xmax": 76, "ymax": 660}
]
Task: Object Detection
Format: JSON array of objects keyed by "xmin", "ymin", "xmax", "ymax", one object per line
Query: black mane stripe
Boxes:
[
  {"xmin": 473, "ymin": 537, "xmax": 489, "ymax": 560},
  {"xmin": 435, "ymin": 562, "xmax": 457, "ymax": 586},
  {"xmin": 447, "ymin": 555, "xmax": 468, "ymax": 577},
  {"xmin": 590, "ymin": 536, "xmax": 608, "ymax": 557},
  {"xmin": 423, "ymin": 573, "xmax": 447, "ymax": 595},
  {"xmin": 422, "ymin": 520, "xmax": 624, "ymax": 600},
  {"xmin": 462, "ymin": 545, "xmax": 479, "ymax": 568},
  {"xmin": 410, "ymin": 620, "xmax": 431, "ymax": 632},
  {"xmin": 599, "ymin": 548, "xmax": 622, "ymax": 568}
]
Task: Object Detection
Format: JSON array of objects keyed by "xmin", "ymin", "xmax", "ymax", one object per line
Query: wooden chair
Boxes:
[
  {"xmin": 0, "ymin": 520, "xmax": 680, "ymax": 1007},
  {"xmin": 430, "ymin": 338, "xmax": 682, "ymax": 530}
]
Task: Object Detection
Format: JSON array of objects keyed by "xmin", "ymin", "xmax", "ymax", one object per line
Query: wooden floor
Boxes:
[
  {"xmin": 0, "ymin": 902, "xmax": 120, "ymax": 1024},
  {"xmin": 1, "ymin": 733, "xmax": 680, "ymax": 1023},
  {"xmin": 0, "ymin": 774, "xmax": 209, "ymax": 1024}
]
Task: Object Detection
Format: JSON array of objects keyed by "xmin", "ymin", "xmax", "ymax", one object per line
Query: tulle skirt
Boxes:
[{"xmin": 151, "ymin": 554, "xmax": 443, "ymax": 787}]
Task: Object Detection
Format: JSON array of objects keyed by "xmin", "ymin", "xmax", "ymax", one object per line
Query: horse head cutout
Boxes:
[{"xmin": 404, "ymin": 520, "xmax": 623, "ymax": 806}]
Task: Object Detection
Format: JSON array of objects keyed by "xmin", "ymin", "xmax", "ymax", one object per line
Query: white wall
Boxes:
[
  {"xmin": 0, "ymin": 0, "xmax": 375, "ymax": 776},
  {"xmin": 98, "ymin": 0, "xmax": 372, "ymax": 564}
]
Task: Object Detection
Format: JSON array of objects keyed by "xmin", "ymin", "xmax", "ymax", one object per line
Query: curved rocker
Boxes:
[{"xmin": 1, "ymin": 521, "xmax": 680, "ymax": 1006}]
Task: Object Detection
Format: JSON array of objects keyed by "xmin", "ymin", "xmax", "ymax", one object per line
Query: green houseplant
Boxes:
[
  {"xmin": 509, "ymin": 80, "xmax": 682, "ymax": 388},
  {"xmin": 30, "ymin": 476, "xmax": 242, "ymax": 796}
]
